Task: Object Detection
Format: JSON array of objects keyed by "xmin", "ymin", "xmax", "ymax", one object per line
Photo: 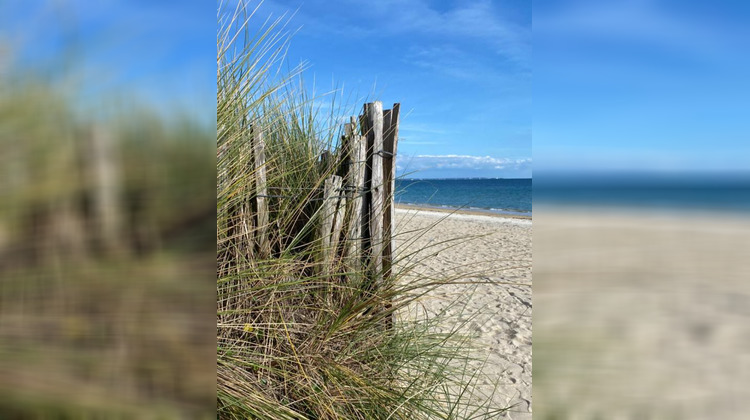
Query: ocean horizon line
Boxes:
[{"xmin": 398, "ymin": 176, "xmax": 532, "ymax": 181}]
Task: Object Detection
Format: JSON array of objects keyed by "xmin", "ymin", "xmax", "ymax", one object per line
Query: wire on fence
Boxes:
[
  {"xmin": 254, "ymin": 190, "xmax": 368, "ymax": 201},
  {"xmin": 374, "ymin": 150, "xmax": 394, "ymax": 158}
]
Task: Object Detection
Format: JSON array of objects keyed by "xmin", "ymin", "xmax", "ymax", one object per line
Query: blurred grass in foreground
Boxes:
[{"xmin": 0, "ymin": 4, "xmax": 215, "ymax": 419}]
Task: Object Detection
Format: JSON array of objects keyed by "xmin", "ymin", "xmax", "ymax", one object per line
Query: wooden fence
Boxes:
[{"xmin": 248, "ymin": 101, "xmax": 400, "ymax": 311}]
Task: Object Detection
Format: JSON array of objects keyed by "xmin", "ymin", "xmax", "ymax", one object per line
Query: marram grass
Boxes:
[{"xmin": 217, "ymin": 2, "xmax": 508, "ymax": 419}]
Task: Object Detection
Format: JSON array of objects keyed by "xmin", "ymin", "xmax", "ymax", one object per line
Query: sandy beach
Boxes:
[
  {"xmin": 395, "ymin": 205, "xmax": 532, "ymax": 419},
  {"xmin": 534, "ymin": 207, "xmax": 750, "ymax": 419}
]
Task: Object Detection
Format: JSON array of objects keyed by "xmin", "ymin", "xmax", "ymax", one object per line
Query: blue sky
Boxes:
[
  {"xmin": 534, "ymin": 0, "xmax": 750, "ymax": 173},
  {"xmin": 241, "ymin": 0, "xmax": 532, "ymax": 179},
  {"xmin": 1, "ymin": 0, "xmax": 215, "ymax": 127},
  {"xmin": 5, "ymin": 0, "xmax": 530, "ymax": 178},
  {"xmin": 7, "ymin": 1, "xmax": 749, "ymax": 177}
]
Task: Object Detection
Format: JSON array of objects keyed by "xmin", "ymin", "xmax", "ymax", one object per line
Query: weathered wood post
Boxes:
[
  {"xmin": 320, "ymin": 174, "xmax": 344, "ymax": 275},
  {"xmin": 89, "ymin": 124, "xmax": 122, "ymax": 255},
  {"xmin": 252, "ymin": 126, "xmax": 270, "ymax": 258},
  {"xmin": 344, "ymin": 118, "xmax": 367, "ymax": 270},
  {"xmin": 363, "ymin": 102, "xmax": 384, "ymax": 289},
  {"xmin": 382, "ymin": 104, "xmax": 400, "ymax": 280},
  {"xmin": 382, "ymin": 104, "xmax": 400, "ymax": 329},
  {"xmin": 331, "ymin": 180, "xmax": 346, "ymax": 259}
]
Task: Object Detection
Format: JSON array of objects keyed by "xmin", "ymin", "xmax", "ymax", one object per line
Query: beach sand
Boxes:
[
  {"xmin": 395, "ymin": 206, "xmax": 532, "ymax": 419},
  {"xmin": 534, "ymin": 207, "xmax": 750, "ymax": 419}
]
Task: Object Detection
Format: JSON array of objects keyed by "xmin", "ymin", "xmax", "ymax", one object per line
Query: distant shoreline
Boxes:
[{"xmin": 395, "ymin": 203, "xmax": 532, "ymax": 220}]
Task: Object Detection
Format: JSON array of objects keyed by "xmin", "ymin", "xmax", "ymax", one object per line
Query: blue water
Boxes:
[
  {"xmin": 534, "ymin": 171, "xmax": 750, "ymax": 213},
  {"xmin": 394, "ymin": 173, "xmax": 750, "ymax": 216},
  {"xmin": 395, "ymin": 178, "xmax": 532, "ymax": 216}
]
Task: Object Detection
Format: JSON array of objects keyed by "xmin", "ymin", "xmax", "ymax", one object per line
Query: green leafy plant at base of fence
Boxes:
[{"xmin": 217, "ymin": 2, "xmax": 509, "ymax": 419}]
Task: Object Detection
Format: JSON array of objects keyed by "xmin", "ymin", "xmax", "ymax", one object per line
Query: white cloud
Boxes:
[{"xmin": 397, "ymin": 154, "xmax": 531, "ymax": 172}]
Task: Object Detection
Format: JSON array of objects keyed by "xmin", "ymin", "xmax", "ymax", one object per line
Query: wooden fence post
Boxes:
[
  {"xmin": 90, "ymin": 124, "xmax": 122, "ymax": 255},
  {"xmin": 320, "ymin": 175, "xmax": 343, "ymax": 274},
  {"xmin": 332, "ymin": 182, "xmax": 346, "ymax": 258},
  {"xmin": 345, "ymin": 119, "xmax": 367, "ymax": 270},
  {"xmin": 252, "ymin": 126, "xmax": 270, "ymax": 258},
  {"xmin": 319, "ymin": 150, "xmax": 332, "ymax": 175},
  {"xmin": 382, "ymin": 103, "xmax": 400, "ymax": 282},
  {"xmin": 382, "ymin": 104, "xmax": 400, "ymax": 330},
  {"xmin": 364, "ymin": 102, "xmax": 384, "ymax": 289}
]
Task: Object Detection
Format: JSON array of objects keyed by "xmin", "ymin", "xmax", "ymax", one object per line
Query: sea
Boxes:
[
  {"xmin": 394, "ymin": 178, "xmax": 532, "ymax": 217},
  {"xmin": 533, "ymin": 171, "xmax": 750, "ymax": 214},
  {"xmin": 394, "ymin": 173, "xmax": 750, "ymax": 217}
]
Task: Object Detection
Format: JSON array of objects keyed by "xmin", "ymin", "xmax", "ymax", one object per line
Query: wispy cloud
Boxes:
[
  {"xmin": 535, "ymin": 0, "xmax": 744, "ymax": 63},
  {"xmin": 399, "ymin": 138, "xmax": 443, "ymax": 146},
  {"xmin": 372, "ymin": 0, "xmax": 530, "ymax": 64},
  {"xmin": 406, "ymin": 45, "xmax": 489, "ymax": 81},
  {"xmin": 399, "ymin": 121, "xmax": 449, "ymax": 135},
  {"xmin": 270, "ymin": 0, "xmax": 530, "ymax": 66}
]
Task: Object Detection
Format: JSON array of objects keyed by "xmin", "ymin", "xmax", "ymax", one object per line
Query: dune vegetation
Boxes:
[{"xmin": 216, "ymin": 2, "xmax": 506, "ymax": 419}]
